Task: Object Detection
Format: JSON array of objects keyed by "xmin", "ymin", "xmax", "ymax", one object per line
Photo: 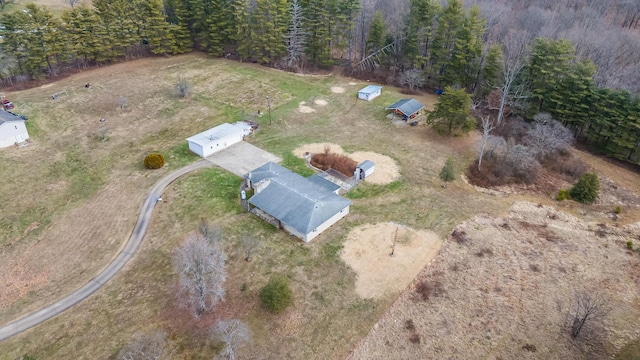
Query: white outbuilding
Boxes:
[
  {"xmin": 186, "ymin": 122, "xmax": 252, "ymax": 158},
  {"xmin": 355, "ymin": 160, "xmax": 375, "ymax": 180},
  {"xmin": 357, "ymin": 85, "xmax": 382, "ymax": 101},
  {"xmin": 0, "ymin": 111, "xmax": 29, "ymax": 148}
]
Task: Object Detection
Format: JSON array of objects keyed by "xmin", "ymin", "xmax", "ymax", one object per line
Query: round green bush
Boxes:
[
  {"xmin": 569, "ymin": 172, "xmax": 599, "ymax": 204},
  {"xmin": 556, "ymin": 189, "xmax": 570, "ymax": 201},
  {"xmin": 144, "ymin": 153, "xmax": 165, "ymax": 169},
  {"xmin": 260, "ymin": 275, "xmax": 292, "ymax": 313}
]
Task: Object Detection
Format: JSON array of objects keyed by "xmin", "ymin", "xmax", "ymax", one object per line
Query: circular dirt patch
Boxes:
[
  {"xmin": 341, "ymin": 223, "xmax": 443, "ymax": 299},
  {"xmin": 298, "ymin": 101, "xmax": 316, "ymax": 113},
  {"xmin": 314, "ymin": 99, "xmax": 328, "ymax": 106},
  {"xmin": 331, "ymin": 86, "xmax": 345, "ymax": 93},
  {"xmin": 350, "ymin": 151, "xmax": 400, "ymax": 185},
  {"xmin": 292, "ymin": 144, "xmax": 400, "ymax": 185},
  {"xmin": 293, "ymin": 143, "xmax": 345, "ymax": 158}
]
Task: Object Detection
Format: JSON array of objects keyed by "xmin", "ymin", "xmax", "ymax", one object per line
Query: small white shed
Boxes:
[
  {"xmin": 358, "ymin": 85, "xmax": 382, "ymax": 101},
  {"xmin": 0, "ymin": 111, "xmax": 29, "ymax": 148},
  {"xmin": 355, "ymin": 160, "xmax": 375, "ymax": 180},
  {"xmin": 186, "ymin": 122, "xmax": 252, "ymax": 158}
]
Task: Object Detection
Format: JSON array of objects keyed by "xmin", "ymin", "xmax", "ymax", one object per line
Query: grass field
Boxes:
[{"xmin": 0, "ymin": 53, "xmax": 638, "ymax": 359}]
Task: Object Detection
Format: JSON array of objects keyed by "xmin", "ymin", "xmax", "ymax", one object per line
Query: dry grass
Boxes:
[
  {"xmin": 4, "ymin": 53, "xmax": 634, "ymax": 360},
  {"xmin": 0, "ymin": 54, "xmax": 503, "ymax": 359},
  {"xmin": 348, "ymin": 202, "xmax": 640, "ymax": 360}
]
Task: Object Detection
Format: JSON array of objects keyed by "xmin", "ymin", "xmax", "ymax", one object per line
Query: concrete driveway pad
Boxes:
[{"xmin": 205, "ymin": 142, "xmax": 282, "ymax": 176}]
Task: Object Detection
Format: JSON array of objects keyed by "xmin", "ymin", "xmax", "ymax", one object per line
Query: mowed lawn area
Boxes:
[{"xmin": 0, "ymin": 53, "xmax": 508, "ymax": 359}]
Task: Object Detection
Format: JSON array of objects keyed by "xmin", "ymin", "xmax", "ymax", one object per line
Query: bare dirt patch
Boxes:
[
  {"xmin": 292, "ymin": 143, "xmax": 344, "ymax": 157},
  {"xmin": 298, "ymin": 101, "xmax": 316, "ymax": 113},
  {"xmin": 340, "ymin": 223, "xmax": 443, "ymax": 299},
  {"xmin": 331, "ymin": 86, "xmax": 346, "ymax": 93},
  {"xmin": 348, "ymin": 202, "xmax": 640, "ymax": 360},
  {"xmin": 350, "ymin": 151, "xmax": 400, "ymax": 185},
  {"xmin": 314, "ymin": 99, "xmax": 328, "ymax": 106},
  {"xmin": 293, "ymin": 144, "xmax": 400, "ymax": 185}
]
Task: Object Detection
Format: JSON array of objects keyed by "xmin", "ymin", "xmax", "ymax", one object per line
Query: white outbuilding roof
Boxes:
[
  {"xmin": 186, "ymin": 122, "xmax": 251, "ymax": 147},
  {"xmin": 358, "ymin": 85, "xmax": 382, "ymax": 94}
]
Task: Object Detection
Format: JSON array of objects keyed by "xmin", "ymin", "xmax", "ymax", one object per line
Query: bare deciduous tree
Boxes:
[
  {"xmin": 398, "ymin": 69, "xmax": 425, "ymax": 90},
  {"xmin": 525, "ymin": 112, "xmax": 573, "ymax": 159},
  {"xmin": 241, "ymin": 235, "xmax": 260, "ymax": 262},
  {"xmin": 478, "ymin": 115, "xmax": 494, "ymax": 170},
  {"xmin": 214, "ymin": 320, "xmax": 251, "ymax": 360},
  {"xmin": 283, "ymin": 0, "xmax": 306, "ymax": 70},
  {"xmin": 173, "ymin": 233, "xmax": 226, "ymax": 317},
  {"xmin": 118, "ymin": 331, "xmax": 172, "ymax": 360},
  {"xmin": 495, "ymin": 30, "xmax": 530, "ymax": 126},
  {"xmin": 569, "ymin": 290, "xmax": 610, "ymax": 339},
  {"xmin": 175, "ymin": 76, "xmax": 192, "ymax": 98}
]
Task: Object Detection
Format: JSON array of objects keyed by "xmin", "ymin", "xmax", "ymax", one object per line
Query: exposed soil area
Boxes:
[
  {"xmin": 340, "ymin": 223, "xmax": 443, "ymax": 299},
  {"xmin": 348, "ymin": 202, "xmax": 640, "ymax": 360}
]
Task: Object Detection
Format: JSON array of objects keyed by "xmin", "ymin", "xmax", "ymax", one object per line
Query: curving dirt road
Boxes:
[{"xmin": 0, "ymin": 160, "xmax": 212, "ymax": 341}]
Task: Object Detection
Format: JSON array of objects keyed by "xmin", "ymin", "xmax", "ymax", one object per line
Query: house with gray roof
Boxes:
[
  {"xmin": 385, "ymin": 99, "xmax": 425, "ymax": 121},
  {"xmin": 244, "ymin": 162, "xmax": 351, "ymax": 242},
  {"xmin": 0, "ymin": 111, "xmax": 29, "ymax": 148}
]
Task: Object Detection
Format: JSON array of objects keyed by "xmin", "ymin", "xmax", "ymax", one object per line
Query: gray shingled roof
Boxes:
[
  {"xmin": 385, "ymin": 99, "xmax": 425, "ymax": 117},
  {"xmin": 308, "ymin": 174, "xmax": 341, "ymax": 192},
  {"xmin": 0, "ymin": 111, "xmax": 25, "ymax": 126},
  {"xmin": 247, "ymin": 162, "xmax": 351, "ymax": 235}
]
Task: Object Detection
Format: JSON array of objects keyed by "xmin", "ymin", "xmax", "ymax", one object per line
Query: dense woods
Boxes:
[{"xmin": 1, "ymin": 0, "xmax": 640, "ymax": 164}]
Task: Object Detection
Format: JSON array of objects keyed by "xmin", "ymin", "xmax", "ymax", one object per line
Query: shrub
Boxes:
[
  {"xmin": 175, "ymin": 76, "xmax": 192, "ymax": 98},
  {"xmin": 415, "ymin": 279, "xmax": 444, "ymax": 301},
  {"xmin": 627, "ymin": 241, "xmax": 633, "ymax": 250},
  {"xmin": 260, "ymin": 275, "xmax": 293, "ymax": 313},
  {"xmin": 615, "ymin": 206, "xmax": 622, "ymax": 214},
  {"xmin": 569, "ymin": 172, "xmax": 600, "ymax": 204},
  {"xmin": 556, "ymin": 189, "xmax": 570, "ymax": 201},
  {"xmin": 144, "ymin": 153, "xmax": 165, "ymax": 169},
  {"xmin": 439, "ymin": 158, "xmax": 455, "ymax": 184}
]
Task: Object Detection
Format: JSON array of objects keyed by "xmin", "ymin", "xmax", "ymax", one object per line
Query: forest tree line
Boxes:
[{"xmin": 1, "ymin": 0, "xmax": 640, "ymax": 163}]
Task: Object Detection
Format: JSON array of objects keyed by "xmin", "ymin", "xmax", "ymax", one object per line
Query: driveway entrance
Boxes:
[{"xmin": 205, "ymin": 141, "xmax": 282, "ymax": 176}]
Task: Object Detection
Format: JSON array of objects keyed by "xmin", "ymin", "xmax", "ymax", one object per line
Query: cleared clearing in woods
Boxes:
[{"xmin": 0, "ymin": 53, "xmax": 638, "ymax": 360}]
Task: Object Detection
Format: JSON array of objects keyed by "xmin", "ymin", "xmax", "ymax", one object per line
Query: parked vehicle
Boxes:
[{"xmin": 1, "ymin": 99, "xmax": 14, "ymax": 110}]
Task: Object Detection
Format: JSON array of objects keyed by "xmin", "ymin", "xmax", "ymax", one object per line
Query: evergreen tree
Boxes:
[
  {"xmin": 404, "ymin": 0, "xmax": 439, "ymax": 69},
  {"xmin": 427, "ymin": 86, "xmax": 475, "ymax": 135},
  {"xmin": 569, "ymin": 172, "xmax": 600, "ymax": 204},
  {"xmin": 144, "ymin": 0, "xmax": 177, "ymax": 55},
  {"xmin": 478, "ymin": 44, "xmax": 501, "ymax": 94},
  {"xmin": 253, "ymin": 0, "xmax": 289, "ymax": 64},
  {"xmin": 231, "ymin": 0, "xmax": 252, "ymax": 60},
  {"xmin": 165, "ymin": 0, "xmax": 193, "ymax": 53},
  {"xmin": 367, "ymin": 11, "xmax": 386, "ymax": 54},
  {"xmin": 439, "ymin": 158, "xmax": 455, "ymax": 186},
  {"xmin": 527, "ymin": 37, "xmax": 575, "ymax": 113},
  {"xmin": 206, "ymin": 0, "xmax": 232, "ymax": 56},
  {"xmin": 301, "ymin": 0, "xmax": 332, "ymax": 67},
  {"xmin": 62, "ymin": 6, "xmax": 105, "ymax": 66}
]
